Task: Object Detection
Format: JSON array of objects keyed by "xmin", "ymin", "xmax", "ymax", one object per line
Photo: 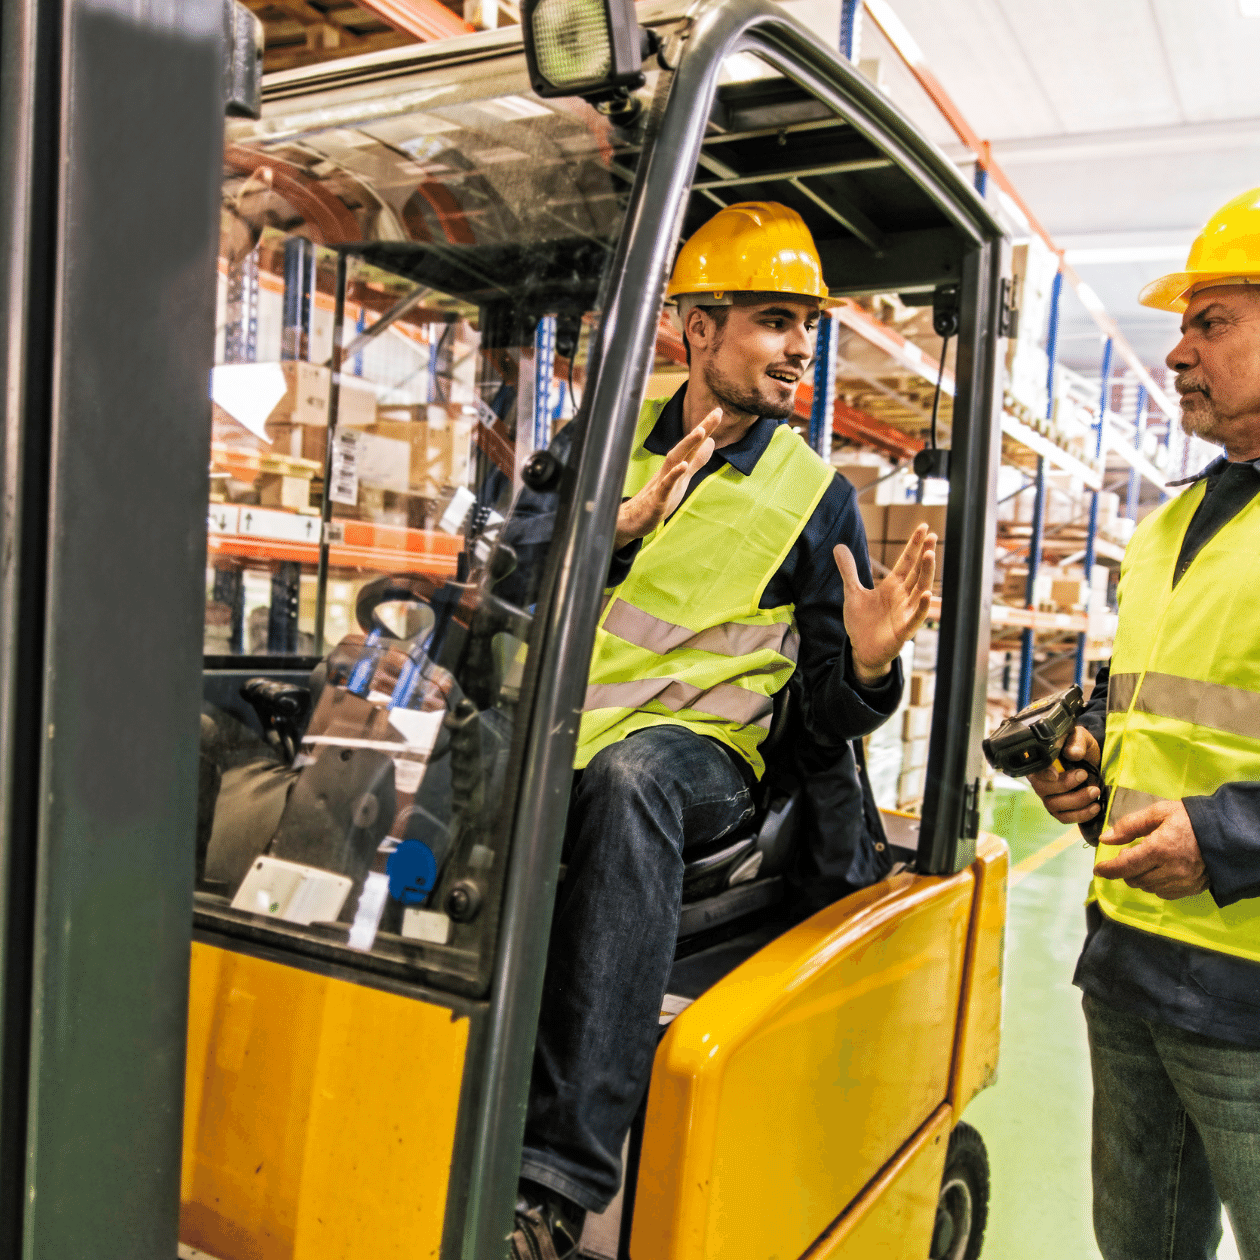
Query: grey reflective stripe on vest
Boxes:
[
  {"xmin": 583, "ymin": 678, "xmax": 774, "ymax": 727},
  {"xmin": 1108, "ymin": 785, "xmax": 1166, "ymax": 822},
  {"xmin": 1108, "ymin": 671, "xmax": 1260, "ymax": 740},
  {"xmin": 602, "ymin": 597, "xmax": 798, "ymax": 661}
]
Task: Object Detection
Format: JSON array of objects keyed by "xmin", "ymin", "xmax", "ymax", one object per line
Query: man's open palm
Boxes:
[{"xmin": 834, "ymin": 524, "xmax": 937, "ymax": 685}]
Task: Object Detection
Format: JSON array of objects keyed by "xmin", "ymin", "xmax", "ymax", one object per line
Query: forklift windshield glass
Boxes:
[{"xmin": 199, "ymin": 59, "xmax": 670, "ymax": 990}]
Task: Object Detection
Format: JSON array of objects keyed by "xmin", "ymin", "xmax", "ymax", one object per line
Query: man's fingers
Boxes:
[
  {"xmin": 1063, "ymin": 726, "xmax": 1097, "ymax": 766},
  {"xmin": 913, "ymin": 536, "xmax": 937, "ymax": 594},
  {"xmin": 833, "ymin": 543, "xmax": 867, "ymax": 593},
  {"xmin": 903, "ymin": 589, "xmax": 933, "ymax": 640},
  {"xmin": 664, "ymin": 409, "xmax": 721, "ymax": 471},
  {"xmin": 1051, "ymin": 802, "xmax": 1102, "ymax": 825},
  {"xmin": 1030, "ymin": 765, "xmax": 1089, "ymax": 794},
  {"xmin": 686, "ymin": 436, "xmax": 716, "ymax": 475},
  {"xmin": 1095, "ymin": 816, "xmax": 1180, "ymax": 881},
  {"xmin": 889, "ymin": 524, "xmax": 929, "ymax": 580},
  {"xmin": 1094, "ymin": 841, "xmax": 1158, "ymax": 881},
  {"xmin": 1044, "ymin": 786, "xmax": 1100, "ymax": 815},
  {"xmin": 1098, "ymin": 801, "xmax": 1172, "ymax": 848}
]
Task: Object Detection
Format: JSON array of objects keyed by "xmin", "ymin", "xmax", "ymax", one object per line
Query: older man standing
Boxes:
[{"xmin": 1030, "ymin": 187, "xmax": 1260, "ymax": 1260}]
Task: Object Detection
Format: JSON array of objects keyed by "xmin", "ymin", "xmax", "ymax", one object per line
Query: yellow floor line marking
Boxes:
[{"xmin": 1009, "ymin": 828, "xmax": 1085, "ymax": 887}]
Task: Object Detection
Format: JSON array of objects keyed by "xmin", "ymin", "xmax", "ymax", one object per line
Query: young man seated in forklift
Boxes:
[{"xmin": 511, "ymin": 202, "xmax": 936, "ymax": 1258}]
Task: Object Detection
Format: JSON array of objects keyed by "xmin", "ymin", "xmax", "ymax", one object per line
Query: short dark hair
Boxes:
[{"xmin": 681, "ymin": 304, "xmax": 730, "ymax": 366}]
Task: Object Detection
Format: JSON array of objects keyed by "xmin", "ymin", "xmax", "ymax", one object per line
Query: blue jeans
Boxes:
[
  {"xmin": 1084, "ymin": 993, "xmax": 1260, "ymax": 1260},
  {"xmin": 520, "ymin": 725, "xmax": 754, "ymax": 1211}
]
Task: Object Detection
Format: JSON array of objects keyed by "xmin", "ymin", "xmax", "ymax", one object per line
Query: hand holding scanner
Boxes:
[{"xmin": 982, "ymin": 684, "xmax": 1108, "ymax": 844}]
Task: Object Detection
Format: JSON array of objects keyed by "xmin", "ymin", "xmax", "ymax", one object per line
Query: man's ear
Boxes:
[{"xmin": 684, "ymin": 304, "xmax": 710, "ymax": 353}]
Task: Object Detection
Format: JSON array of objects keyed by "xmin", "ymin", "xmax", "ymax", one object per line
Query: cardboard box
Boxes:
[
  {"xmin": 903, "ymin": 704, "xmax": 933, "ymax": 740},
  {"xmin": 257, "ymin": 473, "xmax": 312, "ymax": 511},
  {"xmin": 902, "ymin": 736, "xmax": 929, "ymax": 770},
  {"xmin": 265, "ymin": 362, "xmax": 377, "ymax": 429},
  {"xmin": 885, "ymin": 504, "xmax": 948, "ymax": 543},
  {"xmin": 1051, "ymin": 578, "xmax": 1090, "ymax": 610},
  {"xmin": 859, "ymin": 504, "xmax": 887, "ymax": 549},
  {"xmin": 909, "ymin": 670, "xmax": 936, "ymax": 707},
  {"xmin": 366, "ymin": 414, "xmax": 474, "ymax": 497},
  {"xmin": 356, "ymin": 432, "xmax": 411, "ymax": 493},
  {"xmin": 836, "ymin": 464, "xmax": 886, "ymax": 495},
  {"xmin": 897, "ymin": 765, "xmax": 926, "ymax": 806},
  {"xmin": 269, "ymin": 421, "xmax": 327, "ymax": 467}
]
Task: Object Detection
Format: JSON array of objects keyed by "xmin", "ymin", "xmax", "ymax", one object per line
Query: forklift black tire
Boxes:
[{"xmin": 929, "ymin": 1121, "xmax": 990, "ymax": 1260}]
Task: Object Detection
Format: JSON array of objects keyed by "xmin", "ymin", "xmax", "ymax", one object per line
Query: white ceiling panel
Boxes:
[
  {"xmin": 862, "ymin": 0, "xmax": 1260, "ymax": 368},
  {"xmin": 1150, "ymin": 0, "xmax": 1260, "ymax": 122},
  {"xmin": 886, "ymin": 0, "xmax": 1186, "ymax": 136},
  {"xmin": 996, "ymin": 143, "xmax": 1260, "ymax": 235},
  {"xmin": 864, "ymin": 0, "xmax": 1066, "ymax": 137}
]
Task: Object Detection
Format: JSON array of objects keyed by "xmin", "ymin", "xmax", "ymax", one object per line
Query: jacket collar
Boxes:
[
  {"xmin": 1168, "ymin": 454, "xmax": 1260, "ymax": 487},
  {"xmin": 644, "ymin": 383, "xmax": 782, "ymax": 476}
]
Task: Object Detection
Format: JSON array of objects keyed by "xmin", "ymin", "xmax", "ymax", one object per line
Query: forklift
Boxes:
[{"xmin": 0, "ymin": 1, "xmax": 1008, "ymax": 1257}]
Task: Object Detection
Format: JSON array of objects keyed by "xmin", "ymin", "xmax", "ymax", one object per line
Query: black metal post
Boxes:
[{"xmin": 314, "ymin": 249, "xmax": 348, "ymax": 655}]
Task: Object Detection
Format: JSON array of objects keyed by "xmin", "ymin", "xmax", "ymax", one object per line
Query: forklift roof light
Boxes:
[{"xmin": 523, "ymin": 0, "xmax": 647, "ymax": 99}]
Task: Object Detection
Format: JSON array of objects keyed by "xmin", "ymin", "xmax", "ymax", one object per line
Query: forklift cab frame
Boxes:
[{"xmin": 0, "ymin": 1, "xmax": 1008, "ymax": 1257}]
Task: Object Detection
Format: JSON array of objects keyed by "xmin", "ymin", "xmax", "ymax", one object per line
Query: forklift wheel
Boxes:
[{"xmin": 929, "ymin": 1121, "xmax": 990, "ymax": 1260}]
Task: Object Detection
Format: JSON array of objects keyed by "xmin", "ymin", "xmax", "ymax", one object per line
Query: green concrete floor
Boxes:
[{"xmin": 969, "ymin": 784, "xmax": 1241, "ymax": 1260}]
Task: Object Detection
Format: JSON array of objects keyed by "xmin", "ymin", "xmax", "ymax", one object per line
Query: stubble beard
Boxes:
[
  {"xmin": 1179, "ymin": 393, "xmax": 1225, "ymax": 444},
  {"xmin": 702, "ymin": 358, "xmax": 796, "ymax": 421}
]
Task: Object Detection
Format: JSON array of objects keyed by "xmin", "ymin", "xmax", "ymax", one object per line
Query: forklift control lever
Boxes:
[{"xmin": 241, "ymin": 677, "xmax": 311, "ymax": 763}]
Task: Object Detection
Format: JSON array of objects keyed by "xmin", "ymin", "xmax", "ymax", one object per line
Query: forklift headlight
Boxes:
[{"xmin": 522, "ymin": 0, "xmax": 655, "ymax": 100}]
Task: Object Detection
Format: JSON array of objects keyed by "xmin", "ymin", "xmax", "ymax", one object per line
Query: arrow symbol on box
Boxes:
[{"xmin": 244, "ymin": 512, "xmax": 253, "ymax": 530}]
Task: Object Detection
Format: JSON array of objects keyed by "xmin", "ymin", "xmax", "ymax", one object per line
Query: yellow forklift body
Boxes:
[
  {"xmin": 179, "ymin": 940, "xmax": 467, "ymax": 1260},
  {"xmin": 632, "ymin": 832, "xmax": 1008, "ymax": 1260},
  {"xmin": 950, "ymin": 832, "xmax": 1008, "ymax": 1113},
  {"xmin": 809, "ymin": 1105, "xmax": 953, "ymax": 1258}
]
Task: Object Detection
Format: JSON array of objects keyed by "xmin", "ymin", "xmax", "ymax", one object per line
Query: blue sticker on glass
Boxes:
[{"xmin": 387, "ymin": 840, "xmax": 437, "ymax": 906}]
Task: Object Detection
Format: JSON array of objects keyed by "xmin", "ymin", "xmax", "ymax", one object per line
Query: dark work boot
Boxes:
[{"xmin": 510, "ymin": 1182, "xmax": 586, "ymax": 1260}]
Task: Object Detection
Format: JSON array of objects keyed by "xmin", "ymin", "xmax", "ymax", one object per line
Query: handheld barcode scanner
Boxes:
[{"xmin": 982, "ymin": 685, "xmax": 1109, "ymax": 844}]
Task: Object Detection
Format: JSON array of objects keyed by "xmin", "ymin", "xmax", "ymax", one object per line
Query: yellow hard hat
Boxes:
[
  {"xmin": 667, "ymin": 201, "xmax": 836, "ymax": 305},
  {"xmin": 1139, "ymin": 186, "xmax": 1260, "ymax": 313}
]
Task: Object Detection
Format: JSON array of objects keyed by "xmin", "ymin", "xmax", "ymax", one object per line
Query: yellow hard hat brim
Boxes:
[
  {"xmin": 667, "ymin": 288, "xmax": 844, "ymax": 309},
  {"xmin": 1139, "ymin": 269, "xmax": 1260, "ymax": 313}
]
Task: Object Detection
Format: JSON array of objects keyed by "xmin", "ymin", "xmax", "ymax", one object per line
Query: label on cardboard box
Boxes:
[
  {"xmin": 237, "ymin": 506, "xmax": 322, "ymax": 544},
  {"xmin": 356, "ymin": 432, "xmax": 411, "ymax": 493},
  {"xmin": 208, "ymin": 505, "xmax": 239, "ymax": 534},
  {"xmin": 330, "ymin": 430, "xmax": 361, "ymax": 506}
]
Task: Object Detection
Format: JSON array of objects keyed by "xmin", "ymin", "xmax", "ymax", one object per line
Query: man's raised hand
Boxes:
[
  {"xmin": 834, "ymin": 523, "xmax": 936, "ymax": 686},
  {"xmin": 614, "ymin": 408, "xmax": 721, "ymax": 551}
]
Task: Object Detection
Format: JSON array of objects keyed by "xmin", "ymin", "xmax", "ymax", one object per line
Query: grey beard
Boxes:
[
  {"xmin": 703, "ymin": 359, "xmax": 796, "ymax": 421},
  {"xmin": 1180, "ymin": 400, "xmax": 1224, "ymax": 444}
]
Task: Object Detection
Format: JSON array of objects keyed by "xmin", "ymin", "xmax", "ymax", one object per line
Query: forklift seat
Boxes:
[{"xmin": 674, "ymin": 686, "xmax": 801, "ymax": 943}]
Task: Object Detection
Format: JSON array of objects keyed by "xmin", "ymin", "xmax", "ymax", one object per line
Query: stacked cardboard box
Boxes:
[
  {"xmin": 998, "ymin": 563, "xmax": 1106, "ymax": 613},
  {"xmin": 369, "ymin": 404, "xmax": 474, "ymax": 499},
  {"xmin": 896, "ymin": 630, "xmax": 938, "ymax": 807},
  {"xmin": 862, "ymin": 504, "xmax": 947, "ymax": 590},
  {"xmin": 263, "ymin": 363, "xmax": 378, "ymax": 465},
  {"xmin": 865, "ymin": 639, "xmax": 917, "ymax": 810}
]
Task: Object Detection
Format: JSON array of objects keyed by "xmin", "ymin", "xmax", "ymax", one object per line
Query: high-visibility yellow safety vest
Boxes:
[
  {"xmin": 574, "ymin": 397, "xmax": 835, "ymax": 779},
  {"xmin": 1093, "ymin": 477, "xmax": 1260, "ymax": 962}
]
